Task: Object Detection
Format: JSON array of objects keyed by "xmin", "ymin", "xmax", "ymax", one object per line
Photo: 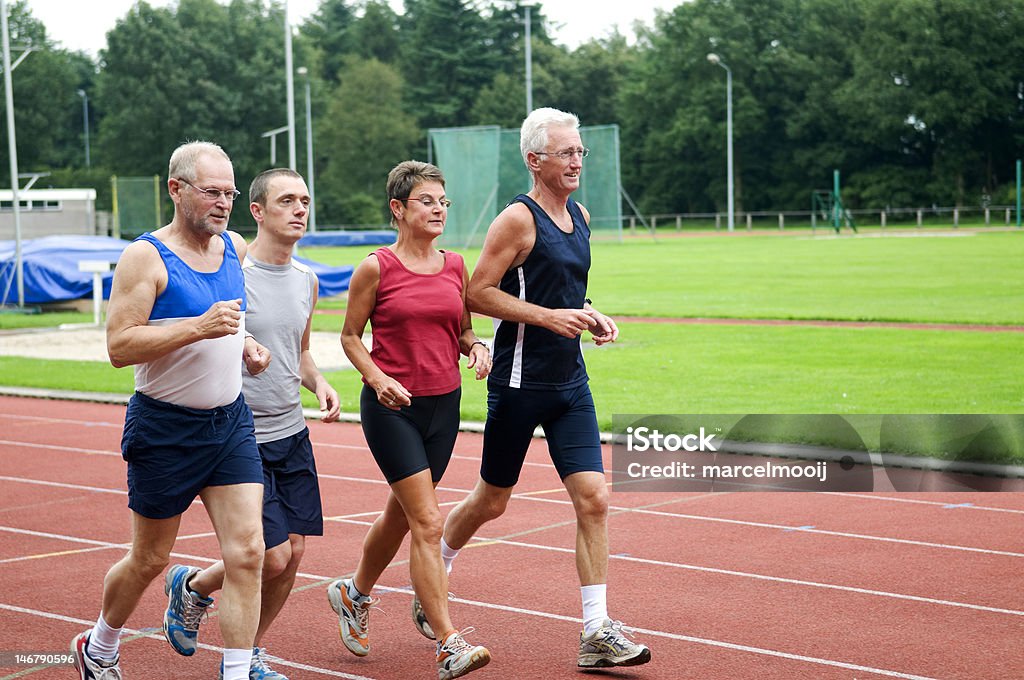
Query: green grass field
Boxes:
[{"xmin": 3, "ymin": 230, "xmax": 1022, "ymax": 459}]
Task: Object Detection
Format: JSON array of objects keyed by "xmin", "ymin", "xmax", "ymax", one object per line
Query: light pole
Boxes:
[
  {"xmin": 297, "ymin": 66, "xmax": 316, "ymax": 232},
  {"xmin": 707, "ymin": 53, "xmax": 734, "ymax": 231},
  {"xmin": 523, "ymin": 4, "xmax": 533, "ymax": 115},
  {"xmin": 77, "ymin": 89, "xmax": 90, "ymax": 168},
  {"xmin": 284, "ymin": 0, "xmax": 296, "ymax": 170}
]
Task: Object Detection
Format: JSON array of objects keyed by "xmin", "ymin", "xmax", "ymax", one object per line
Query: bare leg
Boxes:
[
  {"xmin": 441, "ymin": 477, "xmax": 513, "ymax": 550},
  {"xmin": 562, "ymin": 472, "xmax": 609, "ymax": 585},
  {"xmin": 200, "ymin": 483, "xmax": 265, "ymax": 649},
  {"xmin": 255, "ymin": 536, "xmax": 302, "ymax": 645},
  {"xmin": 389, "ymin": 470, "xmax": 454, "ymax": 639},
  {"xmin": 352, "ymin": 490, "xmax": 410, "ymax": 593},
  {"xmin": 100, "ymin": 512, "xmax": 181, "ymax": 626}
]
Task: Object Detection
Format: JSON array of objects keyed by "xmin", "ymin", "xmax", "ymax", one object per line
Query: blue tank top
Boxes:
[
  {"xmin": 136, "ymin": 232, "xmax": 247, "ymax": 320},
  {"xmin": 489, "ymin": 194, "xmax": 590, "ymax": 390}
]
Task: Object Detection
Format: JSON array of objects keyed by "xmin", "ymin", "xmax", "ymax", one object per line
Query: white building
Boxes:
[{"xmin": 0, "ymin": 188, "xmax": 97, "ymax": 240}]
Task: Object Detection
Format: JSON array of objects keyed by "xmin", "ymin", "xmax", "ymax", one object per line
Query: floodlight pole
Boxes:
[
  {"xmin": 524, "ymin": 5, "xmax": 533, "ymax": 115},
  {"xmin": 1, "ymin": 0, "xmax": 24, "ymax": 307},
  {"xmin": 77, "ymin": 89, "xmax": 90, "ymax": 168},
  {"xmin": 284, "ymin": 0, "xmax": 297, "ymax": 170},
  {"xmin": 707, "ymin": 53, "xmax": 734, "ymax": 232},
  {"xmin": 297, "ymin": 66, "xmax": 316, "ymax": 232}
]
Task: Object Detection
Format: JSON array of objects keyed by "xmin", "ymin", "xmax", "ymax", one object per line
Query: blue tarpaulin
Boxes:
[
  {"xmin": 297, "ymin": 229, "xmax": 395, "ymax": 248},
  {"xmin": 1, "ymin": 235, "xmax": 354, "ymax": 305}
]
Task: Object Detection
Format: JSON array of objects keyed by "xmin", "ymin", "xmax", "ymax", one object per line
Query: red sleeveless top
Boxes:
[{"xmin": 367, "ymin": 247, "xmax": 464, "ymax": 396}]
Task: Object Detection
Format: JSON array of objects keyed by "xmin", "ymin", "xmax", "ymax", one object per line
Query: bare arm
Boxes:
[
  {"xmin": 467, "ymin": 203, "xmax": 594, "ymax": 339},
  {"xmin": 105, "ymin": 240, "xmax": 245, "ymax": 367},
  {"xmin": 341, "ymin": 255, "xmax": 411, "ymax": 409},
  {"xmin": 299, "ymin": 276, "xmax": 340, "ymax": 421},
  {"xmin": 457, "ymin": 261, "xmax": 491, "ymax": 380}
]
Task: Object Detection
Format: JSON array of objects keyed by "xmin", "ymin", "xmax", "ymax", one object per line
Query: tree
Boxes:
[
  {"xmin": 317, "ymin": 55, "xmax": 420, "ymax": 225},
  {"xmin": 0, "ymin": 1, "xmax": 94, "ymax": 180},
  {"xmin": 95, "ymin": 0, "xmax": 294, "ymax": 206}
]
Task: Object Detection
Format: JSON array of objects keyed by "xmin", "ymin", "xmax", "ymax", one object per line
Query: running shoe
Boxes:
[
  {"xmin": 411, "ymin": 595, "xmax": 436, "ymax": 639},
  {"xmin": 218, "ymin": 648, "xmax": 289, "ymax": 680},
  {"xmin": 577, "ymin": 619, "xmax": 651, "ymax": 668},
  {"xmin": 327, "ymin": 578, "xmax": 377, "ymax": 657},
  {"xmin": 163, "ymin": 564, "xmax": 214, "ymax": 656},
  {"xmin": 436, "ymin": 627, "xmax": 490, "ymax": 679},
  {"xmin": 71, "ymin": 631, "xmax": 122, "ymax": 680}
]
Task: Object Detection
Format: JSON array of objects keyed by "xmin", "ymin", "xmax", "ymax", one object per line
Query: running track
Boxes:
[{"xmin": 1, "ymin": 395, "xmax": 1022, "ymax": 679}]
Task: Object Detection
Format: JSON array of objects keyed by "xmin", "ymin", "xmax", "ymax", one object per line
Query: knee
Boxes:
[
  {"xmin": 262, "ymin": 542, "xmax": 293, "ymax": 580},
  {"xmin": 126, "ymin": 548, "xmax": 170, "ymax": 582},
  {"xmin": 410, "ymin": 510, "xmax": 444, "ymax": 546},
  {"xmin": 472, "ymin": 488, "xmax": 511, "ymax": 522},
  {"xmin": 574, "ymin": 484, "xmax": 609, "ymax": 523},
  {"xmin": 223, "ymin": 532, "xmax": 265, "ymax": 574}
]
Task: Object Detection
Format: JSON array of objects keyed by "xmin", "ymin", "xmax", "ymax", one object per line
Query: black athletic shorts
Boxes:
[{"xmin": 360, "ymin": 385, "xmax": 461, "ymax": 484}]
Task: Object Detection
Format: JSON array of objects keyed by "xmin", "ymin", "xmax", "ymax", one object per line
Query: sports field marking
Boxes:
[
  {"xmin": 829, "ymin": 492, "xmax": 1024, "ymax": 514},
  {"xmin": 622, "ymin": 507, "xmax": 1024, "ymax": 558},
  {"xmin": 3, "ymin": 466, "xmax": 1020, "ymax": 558},
  {"xmin": 482, "ymin": 537, "xmax": 1024, "ymax": 617},
  {"xmin": 0, "ymin": 440, "xmax": 119, "ymax": 457},
  {"xmin": 0, "ymin": 603, "xmax": 378, "ymax": 680},
  {"xmin": 0, "ymin": 413, "xmax": 124, "ymax": 428}
]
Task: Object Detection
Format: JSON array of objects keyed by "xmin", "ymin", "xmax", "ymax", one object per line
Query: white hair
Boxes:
[
  {"xmin": 168, "ymin": 140, "xmax": 230, "ymax": 181},
  {"xmin": 519, "ymin": 107, "xmax": 580, "ymax": 167}
]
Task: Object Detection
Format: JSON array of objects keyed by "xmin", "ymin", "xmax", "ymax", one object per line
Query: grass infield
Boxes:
[{"xmin": 2, "ymin": 230, "xmax": 1021, "ymax": 460}]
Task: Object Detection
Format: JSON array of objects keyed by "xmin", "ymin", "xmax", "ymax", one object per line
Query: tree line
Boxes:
[{"xmin": 2, "ymin": 0, "xmax": 1023, "ymax": 228}]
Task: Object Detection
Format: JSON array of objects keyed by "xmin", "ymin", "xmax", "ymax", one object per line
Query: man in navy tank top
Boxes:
[
  {"xmin": 72, "ymin": 142, "xmax": 272, "ymax": 680},
  {"xmin": 434, "ymin": 108, "xmax": 652, "ymax": 669}
]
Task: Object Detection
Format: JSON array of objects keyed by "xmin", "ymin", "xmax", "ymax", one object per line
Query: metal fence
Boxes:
[{"xmin": 626, "ymin": 205, "xmax": 1022, "ymax": 234}]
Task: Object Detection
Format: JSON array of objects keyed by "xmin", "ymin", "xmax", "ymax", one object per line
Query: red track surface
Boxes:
[{"xmin": 1, "ymin": 395, "xmax": 1022, "ymax": 679}]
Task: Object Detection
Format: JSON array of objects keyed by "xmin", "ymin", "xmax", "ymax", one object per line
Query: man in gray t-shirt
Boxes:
[{"xmin": 160, "ymin": 169, "xmax": 340, "ymax": 680}]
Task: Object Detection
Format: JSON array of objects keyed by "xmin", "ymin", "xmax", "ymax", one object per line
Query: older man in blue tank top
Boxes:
[
  {"xmin": 72, "ymin": 141, "xmax": 272, "ymax": 680},
  {"xmin": 431, "ymin": 108, "xmax": 652, "ymax": 669}
]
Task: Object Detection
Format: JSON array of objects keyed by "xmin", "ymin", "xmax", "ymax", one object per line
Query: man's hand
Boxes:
[
  {"xmin": 317, "ymin": 380, "xmax": 341, "ymax": 422},
  {"xmin": 545, "ymin": 308, "xmax": 597, "ymax": 339},
  {"xmin": 586, "ymin": 307, "xmax": 619, "ymax": 346},
  {"xmin": 195, "ymin": 299, "xmax": 245, "ymax": 339},
  {"xmin": 244, "ymin": 336, "xmax": 271, "ymax": 375}
]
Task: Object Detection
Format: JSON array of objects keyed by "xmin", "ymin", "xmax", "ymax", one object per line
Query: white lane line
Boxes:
[
  {"xmin": 617, "ymin": 507, "xmax": 1024, "ymax": 558},
  {"xmin": 481, "ymin": 537, "xmax": 1024, "ymax": 617},
  {"xmin": 0, "ymin": 603, "xmax": 377, "ymax": 680},
  {"xmin": 0, "ymin": 414, "xmax": 123, "ymax": 428},
  {"xmin": 0, "ymin": 440, "xmax": 119, "ymax": 456},
  {"xmin": 0, "ymin": 597, "xmax": 935, "ymax": 680},
  {"xmin": 827, "ymin": 492, "xmax": 1024, "ymax": 514},
  {"xmin": 2, "ymin": 470, "xmax": 1021, "ymax": 559}
]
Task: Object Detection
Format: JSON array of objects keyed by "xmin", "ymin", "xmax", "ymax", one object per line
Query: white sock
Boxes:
[
  {"xmin": 87, "ymin": 614, "xmax": 121, "ymax": 662},
  {"xmin": 347, "ymin": 579, "xmax": 370, "ymax": 603},
  {"xmin": 440, "ymin": 538, "xmax": 460, "ymax": 574},
  {"xmin": 581, "ymin": 584, "xmax": 608, "ymax": 636},
  {"xmin": 222, "ymin": 648, "xmax": 253, "ymax": 680}
]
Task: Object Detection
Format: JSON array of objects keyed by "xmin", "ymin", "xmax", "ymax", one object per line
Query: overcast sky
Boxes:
[{"xmin": 29, "ymin": 0, "xmax": 681, "ymax": 58}]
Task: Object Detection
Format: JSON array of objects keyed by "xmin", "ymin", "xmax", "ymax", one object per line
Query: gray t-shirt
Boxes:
[{"xmin": 241, "ymin": 255, "xmax": 316, "ymax": 443}]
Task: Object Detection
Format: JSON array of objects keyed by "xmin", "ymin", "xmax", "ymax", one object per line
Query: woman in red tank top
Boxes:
[{"xmin": 327, "ymin": 161, "xmax": 493, "ymax": 679}]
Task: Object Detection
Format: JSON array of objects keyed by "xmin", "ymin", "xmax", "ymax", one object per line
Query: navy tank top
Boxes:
[{"xmin": 489, "ymin": 194, "xmax": 590, "ymax": 390}]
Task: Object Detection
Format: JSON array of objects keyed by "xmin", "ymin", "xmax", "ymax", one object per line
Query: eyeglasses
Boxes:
[
  {"xmin": 536, "ymin": 147, "xmax": 590, "ymax": 160},
  {"xmin": 399, "ymin": 195, "xmax": 452, "ymax": 209},
  {"xmin": 177, "ymin": 178, "xmax": 242, "ymax": 202}
]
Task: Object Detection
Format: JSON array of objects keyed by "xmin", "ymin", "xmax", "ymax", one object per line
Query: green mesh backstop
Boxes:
[
  {"xmin": 429, "ymin": 124, "xmax": 622, "ymax": 248},
  {"xmin": 112, "ymin": 175, "xmax": 163, "ymax": 239}
]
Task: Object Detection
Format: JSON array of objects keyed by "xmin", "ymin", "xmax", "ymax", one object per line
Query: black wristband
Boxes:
[
  {"xmin": 470, "ymin": 340, "xmax": 489, "ymax": 351},
  {"xmin": 585, "ymin": 298, "xmax": 592, "ymax": 305}
]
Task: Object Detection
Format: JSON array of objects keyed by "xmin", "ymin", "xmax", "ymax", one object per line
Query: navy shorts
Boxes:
[
  {"xmin": 121, "ymin": 391, "xmax": 263, "ymax": 520},
  {"xmin": 360, "ymin": 385, "xmax": 461, "ymax": 484},
  {"xmin": 260, "ymin": 427, "xmax": 323, "ymax": 550},
  {"xmin": 480, "ymin": 382, "xmax": 604, "ymax": 488}
]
